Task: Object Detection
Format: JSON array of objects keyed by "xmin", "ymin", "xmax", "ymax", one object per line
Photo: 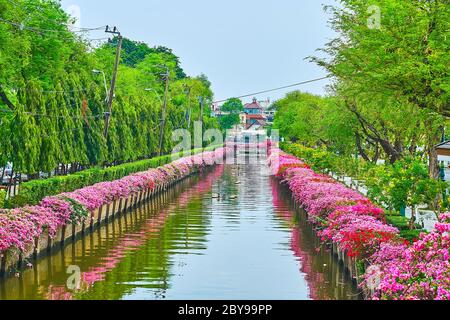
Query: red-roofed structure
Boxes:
[
  {"xmin": 243, "ymin": 102, "xmax": 267, "ymax": 130},
  {"xmin": 244, "ymin": 98, "xmax": 264, "ymax": 115}
]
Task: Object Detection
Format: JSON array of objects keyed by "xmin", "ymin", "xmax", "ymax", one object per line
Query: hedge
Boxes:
[
  {"xmin": 5, "ymin": 146, "xmax": 221, "ymax": 208},
  {"xmin": 386, "ymin": 213, "xmax": 426, "ymax": 242},
  {"xmin": 0, "ymin": 189, "xmax": 5, "ymax": 209}
]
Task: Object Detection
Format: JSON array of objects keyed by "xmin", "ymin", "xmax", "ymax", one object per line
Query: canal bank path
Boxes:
[{"xmin": 0, "ymin": 162, "xmax": 360, "ymax": 300}]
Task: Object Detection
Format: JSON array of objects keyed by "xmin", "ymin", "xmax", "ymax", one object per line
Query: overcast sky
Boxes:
[{"xmin": 61, "ymin": 0, "xmax": 338, "ymax": 103}]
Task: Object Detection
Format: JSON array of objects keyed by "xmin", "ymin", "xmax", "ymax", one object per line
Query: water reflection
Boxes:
[
  {"xmin": 271, "ymin": 179, "xmax": 362, "ymax": 300},
  {"xmin": 0, "ymin": 162, "xmax": 360, "ymax": 300}
]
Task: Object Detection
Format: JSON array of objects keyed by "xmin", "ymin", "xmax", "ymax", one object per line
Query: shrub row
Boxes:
[
  {"xmin": 269, "ymin": 148, "xmax": 450, "ymax": 300},
  {"xmin": 5, "ymin": 146, "xmax": 220, "ymax": 208},
  {"xmin": 0, "ymin": 190, "xmax": 5, "ymax": 209}
]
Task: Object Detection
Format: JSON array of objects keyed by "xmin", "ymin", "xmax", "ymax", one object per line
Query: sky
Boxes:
[{"xmin": 61, "ymin": 0, "xmax": 338, "ymax": 103}]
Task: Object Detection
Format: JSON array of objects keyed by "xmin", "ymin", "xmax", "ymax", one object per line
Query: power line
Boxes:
[
  {"xmin": 87, "ymin": 37, "xmax": 110, "ymax": 42},
  {"xmin": 1, "ymin": 84, "xmax": 96, "ymax": 94},
  {"xmin": 0, "ymin": 17, "xmax": 106, "ymax": 36},
  {"xmin": 213, "ymin": 76, "xmax": 331, "ymax": 104},
  {"xmin": 4, "ymin": 0, "xmax": 107, "ymax": 33},
  {"xmin": 0, "ymin": 108, "xmax": 104, "ymax": 120}
]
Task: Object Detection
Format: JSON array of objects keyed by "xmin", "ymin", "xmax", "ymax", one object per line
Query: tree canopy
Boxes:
[
  {"xmin": 0, "ymin": 0, "xmax": 216, "ymax": 177},
  {"xmin": 218, "ymin": 98, "xmax": 244, "ymax": 130},
  {"xmin": 275, "ymin": 0, "xmax": 449, "ymax": 179}
]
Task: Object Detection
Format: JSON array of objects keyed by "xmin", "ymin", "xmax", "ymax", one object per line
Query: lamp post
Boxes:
[{"xmin": 144, "ymin": 88, "xmax": 163, "ymax": 104}]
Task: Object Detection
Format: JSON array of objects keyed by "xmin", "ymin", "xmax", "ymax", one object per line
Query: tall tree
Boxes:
[
  {"xmin": 219, "ymin": 98, "xmax": 244, "ymax": 130},
  {"xmin": 310, "ymin": 0, "xmax": 449, "ymax": 176}
]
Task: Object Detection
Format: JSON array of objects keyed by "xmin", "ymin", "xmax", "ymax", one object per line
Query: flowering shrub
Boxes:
[
  {"xmin": 0, "ymin": 209, "xmax": 41, "ymax": 252},
  {"xmin": 320, "ymin": 213, "xmax": 399, "ymax": 258},
  {"xmin": 0, "ymin": 148, "xmax": 230, "ymax": 254},
  {"xmin": 365, "ymin": 214, "xmax": 450, "ymax": 300},
  {"xmin": 269, "ymin": 149, "xmax": 396, "ymax": 256},
  {"xmin": 269, "ymin": 148, "xmax": 450, "ymax": 300}
]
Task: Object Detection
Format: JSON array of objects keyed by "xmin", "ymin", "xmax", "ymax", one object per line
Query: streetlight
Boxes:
[
  {"xmin": 92, "ymin": 69, "xmax": 109, "ymax": 103},
  {"xmin": 144, "ymin": 88, "xmax": 163, "ymax": 104}
]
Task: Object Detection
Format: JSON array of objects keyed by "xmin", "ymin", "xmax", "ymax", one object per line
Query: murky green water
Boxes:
[{"xmin": 0, "ymin": 162, "xmax": 361, "ymax": 300}]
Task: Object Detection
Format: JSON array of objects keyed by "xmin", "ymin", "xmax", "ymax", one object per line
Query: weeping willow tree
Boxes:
[{"xmin": 0, "ymin": 0, "xmax": 218, "ymax": 179}]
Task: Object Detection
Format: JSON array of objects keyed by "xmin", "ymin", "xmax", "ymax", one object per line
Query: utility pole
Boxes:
[
  {"xmin": 183, "ymin": 83, "xmax": 192, "ymax": 130},
  {"xmin": 104, "ymin": 25, "xmax": 122, "ymax": 138},
  {"xmin": 199, "ymin": 96, "xmax": 204, "ymax": 131},
  {"xmin": 158, "ymin": 66, "xmax": 170, "ymax": 156}
]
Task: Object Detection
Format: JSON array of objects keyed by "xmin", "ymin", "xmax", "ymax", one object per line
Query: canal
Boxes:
[{"xmin": 0, "ymin": 161, "xmax": 361, "ymax": 300}]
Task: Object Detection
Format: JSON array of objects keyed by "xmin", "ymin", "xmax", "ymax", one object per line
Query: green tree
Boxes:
[
  {"xmin": 219, "ymin": 98, "xmax": 243, "ymax": 130},
  {"xmin": 0, "ymin": 0, "xmax": 217, "ymax": 180},
  {"xmin": 311, "ymin": 0, "xmax": 449, "ymax": 177}
]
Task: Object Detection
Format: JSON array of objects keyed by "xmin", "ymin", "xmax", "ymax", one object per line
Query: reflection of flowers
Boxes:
[
  {"xmin": 268, "ymin": 148, "xmax": 397, "ymax": 259},
  {"xmin": 45, "ymin": 285, "xmax": 73, "ymax": 301}
]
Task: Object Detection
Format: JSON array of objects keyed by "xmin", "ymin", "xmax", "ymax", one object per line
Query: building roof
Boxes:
[
  {"xmin": 244, "ymin": 98, "xmax": 263, "ymax": 110},
  {"xmin": 246, "ymin": 114, "xmax": 266, "ymax": 120},
  {"xmin": 436, "ymin": 141, "xmax": 450, "ymax": 150},
  {"xmin": 245, "ymin": 120, "xmax": 266, "ymax": 130}
]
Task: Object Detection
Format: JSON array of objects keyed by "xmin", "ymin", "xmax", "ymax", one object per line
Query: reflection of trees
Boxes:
[
  {"xmin": 270, "ymin": 178, "xmax": 361, "ymax": 301},
  {"xmin": 0, "ymin": 166, "xmax": 223, "ymax": 300}
]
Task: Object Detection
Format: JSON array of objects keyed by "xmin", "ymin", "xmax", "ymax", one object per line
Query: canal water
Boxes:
[{"xmin": 0, "ymin": 161, "xmax": 361, "ymax": 300}]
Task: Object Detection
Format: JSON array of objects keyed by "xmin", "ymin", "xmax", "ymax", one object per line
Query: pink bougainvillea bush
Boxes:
[
  {"xmin": 364, "ymin": 214, "xmax": 450, "ymax": 300},
  {"xmin": 269, "ymin": 148, "xmax": 450, "ymax": 300},
  {"xmin": 0, "ymin": 148, "xmax": 229, "ymax": 255},
  {"xmin": 268, "ymin": 148, "xmax": 398, "ymax": 257}
]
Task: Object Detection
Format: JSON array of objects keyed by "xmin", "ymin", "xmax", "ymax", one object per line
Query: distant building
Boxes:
[
  {"xmin": 245, "ymin": 114, "xmax": 266, "ymax": 130},
  {"xmin": 435, "ymin": 141, "xmax": 450, "ymax": 181},
  {"xmin": 211, "ymin": 102, "xmax": 222, "ymax": 117},
  {"xmin": 241, "ymin": 98, "xmax": 268, "ymax": 130},
  {"xmin": 244, "ymin": 98, "xmax": 264, "ymax": 115},
  {"xmin": 214, "ymin": 97, "xmax": 274, "ymax": 131},
  {"xmin": 264, "ymin": 110, "xmax": 276, "ymax": 123},
  {"xmin": 248, "ymin": 97, "xmax": 275, "ymax": 123}
]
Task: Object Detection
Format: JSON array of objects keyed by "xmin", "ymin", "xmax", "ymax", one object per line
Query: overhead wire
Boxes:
[{"xmin": 213, "ymin": 76, "xmax": 331, "ymax": 104}]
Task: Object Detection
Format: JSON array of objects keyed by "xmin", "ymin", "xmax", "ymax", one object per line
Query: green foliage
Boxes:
[
  {"xmin": 274, "ymin": 92, "xmax": 357, "ymax": 156},
  {"xmin": 399, "ymin": 230, "xmax": 427, "ymax": 244},
  {"xmin": 366, "ymin": 158, "xmax": 447, "ymax": 215},
  {"xmin": 281, "ymin": 142, "xmax": 363, "ymax": 176},
  {"xmin": 219, "ymin": 114, "xmax": 240, "ymax": 131},
  {"xmin": 110, "ymin": 37, "xmax": 153, "ymax": 68},
  {"xmin": 0, "ymin": 189, "xmax": 6, "ymax": 208},
  {"xmin": 0, "ymin": 0, "xmax": 217, "ymax": 178},
  {"xmin": 307, "ymin": 0, "xmax": 449, "ymax": 170},
  {"xmin": 221, "ymin": 98, "xmax": 244, "ymax": 114},
  {"xmin": 218, "ymin": 98, "xmax": 244, "ymax": 130},
  {"xmin": 386, "ymin": 214, "xmax": 422, "ymax": 232}
]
